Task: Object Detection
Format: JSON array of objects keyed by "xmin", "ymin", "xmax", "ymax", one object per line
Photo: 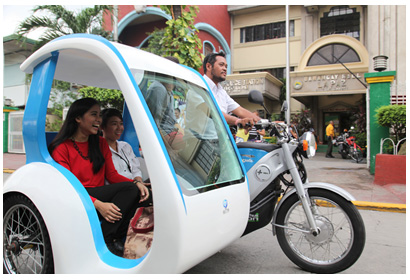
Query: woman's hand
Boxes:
[
  {"xmin": 94, "ymin": 200, "xmax": 122, "ymax": 223},
  {"xmin": 135, "ymin": 181, "xmax": 150, "ymax": 203}
]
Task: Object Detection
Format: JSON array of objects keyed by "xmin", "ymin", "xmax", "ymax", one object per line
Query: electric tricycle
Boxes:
[{"xmin": 3, "ymin": 34, "xmax": 365, "ymax": 274}]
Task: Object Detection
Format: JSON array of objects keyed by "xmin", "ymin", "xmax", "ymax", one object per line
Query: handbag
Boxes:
[{"xmin": 123, "ymin": 206, "xmax": 154, "ymax": 259}]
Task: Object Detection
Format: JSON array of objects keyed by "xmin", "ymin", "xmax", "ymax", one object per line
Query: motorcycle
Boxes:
[
  {"xmin": 335, "ymin": 128, "xmax": 364, "ymax": 163},
  {"xmin": 238, "ymin": 90, "xmax": 366, "ymax": 273}
]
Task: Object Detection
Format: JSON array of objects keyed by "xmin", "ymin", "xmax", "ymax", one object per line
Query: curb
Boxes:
[
  {"xmin": 3, "ymin": 169, "xmax": 406, "ymax": 213},
  {"xmin": 353, "ymin": 201, "xmax": 406, "ymax": 213},
  {"xmin": 3, "ymin": 169, "xmax": 15, "ymax": 174}
]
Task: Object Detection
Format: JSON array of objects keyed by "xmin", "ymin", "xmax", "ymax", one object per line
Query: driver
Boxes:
[{"xmin": 202, "ymin": 51, "xmax": 260, "ymax": 127}]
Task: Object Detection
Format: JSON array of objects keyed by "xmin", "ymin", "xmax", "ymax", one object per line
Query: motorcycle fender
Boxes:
[{"xmin": 271, "ymin": 182, "xmax": 356, "ymax": 235}]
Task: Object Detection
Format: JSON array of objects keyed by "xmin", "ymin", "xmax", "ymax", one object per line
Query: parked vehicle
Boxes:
[
  {"xmin": 335, "ymin": 128, "xmax": 364, "ymax": 163},
  {"xmin": 3, "ymin": 34, "xmax": 365, "ymax": 274}
]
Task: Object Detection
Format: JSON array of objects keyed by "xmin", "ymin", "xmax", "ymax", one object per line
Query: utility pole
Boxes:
[
  {"xmin": 285, "ymin": 5, "xmax": 290, "ymax": 124},
  {"xmin": 113, "ymin": 5, "xmax": 118, "ymax": 42}
]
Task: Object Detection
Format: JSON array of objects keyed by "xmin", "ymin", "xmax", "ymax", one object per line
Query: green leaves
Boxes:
[
  {"xmin": 375, "ymin": 105, "xmax": 406, "ymax": 141},
  {"xmin": 79, "ymin": 86, "xmax": 124, "ymax": 110},
  {"xmin": 16, "ymin": 5, "xmax": 112, "ymax": 50},
  {"xmin": 142, "ymin": 5, "xmax": 203, "ymax": 71}
]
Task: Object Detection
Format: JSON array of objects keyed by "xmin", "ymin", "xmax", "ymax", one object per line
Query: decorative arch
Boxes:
[
  {"xmin": 298, "ymin": 34, "xmax": 369, "ymax": 71},
  {"xmin": 118, "ymin": 11, "xmax": 232, "ymax": 74},
  {"xmin": 118, "ymin": 7, "xmax": 171, "ymax": 37},
  {"xmin": 195, "ymin": 22, "xmax": 231, "ymax": 74},
  {"xmin": 203, "ymin": 40, "xmax": 216, "ymax": 55}
]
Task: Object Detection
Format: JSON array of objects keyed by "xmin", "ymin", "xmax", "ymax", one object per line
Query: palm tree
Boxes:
[{"xmin": 17, "ymin": 5, "xmax": 113, "ymax": 49}]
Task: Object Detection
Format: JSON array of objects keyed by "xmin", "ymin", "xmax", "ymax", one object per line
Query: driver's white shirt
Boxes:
[{"xmin": 203, "ymin": 74, "xmax": 239, "ymax": 114}]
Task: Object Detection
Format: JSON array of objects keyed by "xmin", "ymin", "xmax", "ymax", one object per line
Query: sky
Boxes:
[{"xmin": 2, "ymin": 4, "xmax": 94, "ymax": 39}]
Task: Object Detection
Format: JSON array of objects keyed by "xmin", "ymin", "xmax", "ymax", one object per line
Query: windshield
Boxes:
[{"xmin": 136, "ymin": 70, "xmax": 245, "ymax": 195}]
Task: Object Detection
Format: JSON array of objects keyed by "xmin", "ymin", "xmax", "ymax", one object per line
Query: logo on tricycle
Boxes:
[
  {"xmin": 223, "ymin": 199, "xmax": 229, "ymax": 214},
  {"xmin": 248, "ymin": 213, "xmax": 259, "ymax": 222}
]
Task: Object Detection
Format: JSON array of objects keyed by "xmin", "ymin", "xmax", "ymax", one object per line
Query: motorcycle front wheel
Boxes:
[{"xmin": 276, "ymin": 189, "xmax": 365, "ymax": 274}]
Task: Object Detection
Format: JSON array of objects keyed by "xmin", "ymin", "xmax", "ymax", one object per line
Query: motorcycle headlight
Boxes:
[{"xmin": 300, "ymin": 132, "xmax": 317, "ymax": 158}]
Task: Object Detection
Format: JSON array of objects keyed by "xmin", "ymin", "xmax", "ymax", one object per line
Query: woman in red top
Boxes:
[{"xmin": 48, "ymin": 98, "xmax": 149, "ymax": 256}]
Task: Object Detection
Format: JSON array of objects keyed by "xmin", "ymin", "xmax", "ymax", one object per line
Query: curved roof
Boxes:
[{"xmin": 20, "ymin": 34, "xmax": 206, "ymax": 90}]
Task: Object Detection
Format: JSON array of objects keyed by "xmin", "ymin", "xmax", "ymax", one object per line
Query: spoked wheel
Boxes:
[
  {"xmin": 276, "ymin": 189, "xmax": 365, "ymax": 273},
  {"xmin": 340, "ymin": 149, "xmax": 348, "ymax": 159},
  {"xmin": 352, "ymin": 149, "xmax": 363, "ymax": 163},
  {"xmin": 3, "ymin": 195, "xmax": 54, "ymax": 274}
]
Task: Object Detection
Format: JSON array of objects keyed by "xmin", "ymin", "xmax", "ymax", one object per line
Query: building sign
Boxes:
[
  {"xmin": 223, "ymin": 78, "xmax": 265, "ymax": 94},
  {"xmin": 291, "ymin": 73, "xmax": 366, "ymax": 93}
]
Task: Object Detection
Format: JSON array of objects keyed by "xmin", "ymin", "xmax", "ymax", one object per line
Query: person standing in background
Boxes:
[{"xmin": 325, "ymin": 120, "xmax": 335, "ymax": 158}]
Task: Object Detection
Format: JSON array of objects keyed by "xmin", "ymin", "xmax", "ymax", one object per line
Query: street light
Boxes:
[{"xmin": 373, "ymin": 55, "xmax": 388, "ymax": 72}]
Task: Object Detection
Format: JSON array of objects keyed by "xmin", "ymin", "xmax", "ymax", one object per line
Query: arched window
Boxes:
[
  {"xmin": 320, "ymin": 6, "xmax": 360, "ymax": 40},
  {"xmin": 307, "ymin": 43, "xmax": 360, "ymax": 66},
  {"xmin": 204, "ymin": 42, "xmax": 215, "ymax": 56}
]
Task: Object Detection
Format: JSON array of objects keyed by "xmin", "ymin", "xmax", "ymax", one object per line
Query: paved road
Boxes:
[
  {"xmin": 186, "ymin": 210, "xmax": 406, "ymax": 274},
  {"xmin": 3, "ymin": 153, "xmax": 406, "ymax": 274}
]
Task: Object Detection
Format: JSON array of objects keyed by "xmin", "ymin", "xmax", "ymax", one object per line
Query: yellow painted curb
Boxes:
[
  {"xmin": 3, "ymin": 169, "xmax": 15, "ymax": 174},
  {"xmin": 353, "ymin": 201, "xmax": 406, "ymax": 213}
]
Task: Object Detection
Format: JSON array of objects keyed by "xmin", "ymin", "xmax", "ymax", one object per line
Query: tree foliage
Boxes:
[
  {"xmin": 16, "ymin": 5, "xmax": 112, "ymax": 49},
  {"xmin": 290, "ymin": 108, "xmax": 313, "ymax": 136},
  {"xmin": 143, "ymin": 5, "xmax": 203, "ymax": 70},
  {"xmin": 375, "ymin": 105, "xmax": 406, "ymax": 141},
  {"xmin": 78, "ymin": 86, "xmax": 124, "ymax": 110},
  {"xmin": 46, "ymin": 80, "xmax": 78, "ymax": 131}
]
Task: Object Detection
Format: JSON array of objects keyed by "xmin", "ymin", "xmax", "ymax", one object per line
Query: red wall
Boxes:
[
  {"xmin": 104, "ymin": 5, "xmax": 231, "ymax": 50},
  {"xmin": 374, "ymin": 154, "xmax": 406, "ymax": 185}
]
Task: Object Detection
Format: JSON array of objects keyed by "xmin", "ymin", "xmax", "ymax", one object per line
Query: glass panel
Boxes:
[
  {"xmin": 254, "ymin": 25, "xmax": 264, "ymax": 41},
  {"xmin": 245, "ymin": 27, "xmax": 254, "ymax": 42},
  {"xmin": 321, "ymin": 7, "xmax": 360, "ymax": 40},
  {"xmin": 137, "ymin": 70, "xmax": 245, "ymax": 195},
  {"xmin": 308, "ymin": 44, "xmax": 360, "ymax": 66}
]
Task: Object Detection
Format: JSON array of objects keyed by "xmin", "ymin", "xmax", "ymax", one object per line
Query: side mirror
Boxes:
[
  {"xmin": 248, "ymin": 90, "xmax": 270, "ymax": 114},
  {"xmin": 248, "ymin": 90, "xmax": 264, "ymax": 105}
]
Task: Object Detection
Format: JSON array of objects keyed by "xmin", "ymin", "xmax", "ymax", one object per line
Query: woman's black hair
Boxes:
[
  {"xmin": 100, "ymin": 108, "xmax": 123, "ymax": 130},
  {"xmin": 48, "ymin": 98, "xmax": 105, "ymax": 174}
]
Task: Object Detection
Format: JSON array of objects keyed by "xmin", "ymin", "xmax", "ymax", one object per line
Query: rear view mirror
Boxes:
[
  {"xmin": 248, "ymin": 90, "xmax": 264, "ymax": 105},
  {"xmin": 248, "ymin": 90, "xmax": 270, "ymax": 114}
]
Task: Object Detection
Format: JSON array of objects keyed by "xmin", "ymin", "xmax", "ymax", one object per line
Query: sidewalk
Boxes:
[
  {"xmin": 303, "ymin": 153, "xmax": 406, "ymax": 213},
  {"xmin": 3, "ymin": 152, "xmax": 406, "ymax": 212}
]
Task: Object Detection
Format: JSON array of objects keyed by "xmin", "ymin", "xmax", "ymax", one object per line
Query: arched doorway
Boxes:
[{"xmin": 290, "ymin": 34, "xmax": 369, "ymax": 142}]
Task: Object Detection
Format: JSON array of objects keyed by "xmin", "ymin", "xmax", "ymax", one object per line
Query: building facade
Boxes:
[
  {"xmin": 227, "ymin": 5, "xmax": 406, "ymax": 140},
  {"xmin": 3, "ymin": 35, "xmax": 36, "ymax": 107},
  {"xmin": 108, "ymin": 5, "xmax": 405, "ymax": 142}
]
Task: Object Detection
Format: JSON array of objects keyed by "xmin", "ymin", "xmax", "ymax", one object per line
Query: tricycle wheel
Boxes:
[
  {"xmin": 3, "ymin": 194, "xmax": 54, "ymax": 274},
  {"xmin": 275, "ymin": 189, "xmax": 365, "ymax": 273}
]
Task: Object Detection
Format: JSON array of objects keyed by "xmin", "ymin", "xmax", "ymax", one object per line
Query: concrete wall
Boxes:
[
  {"xmin": 231, "ymin": 6, "xmax": 302, "ymax": 72},
  {"xmin": 367, "ymin": 5, "xmax": 406, "ymax": 97}
]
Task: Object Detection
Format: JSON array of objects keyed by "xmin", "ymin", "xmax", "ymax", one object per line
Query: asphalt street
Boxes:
[
  {"xmin": 3, "ymin": 152, "xmax": 407, "ymax": 274},
  {"xmin": 186, "ymin": 210, "xmax": 406, "ymax": 274}
]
